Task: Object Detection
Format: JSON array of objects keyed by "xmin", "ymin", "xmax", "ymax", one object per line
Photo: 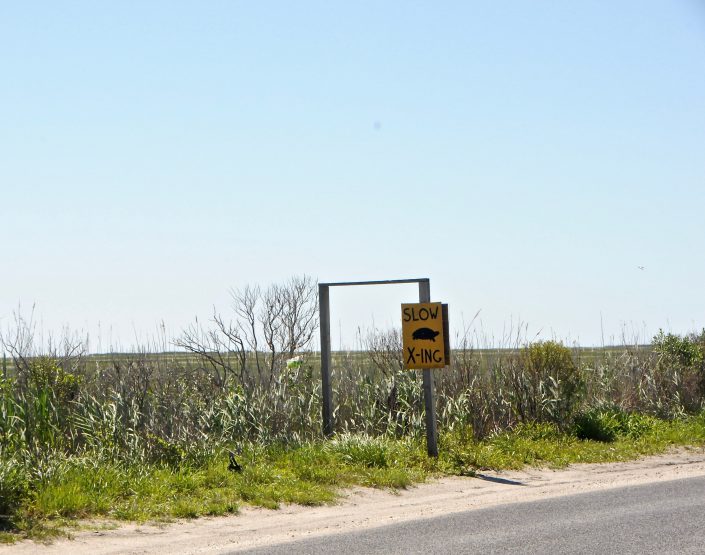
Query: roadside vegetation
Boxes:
[{"xmin": 2, "ymin": 276, "xmax": 705, "ymax": 542}]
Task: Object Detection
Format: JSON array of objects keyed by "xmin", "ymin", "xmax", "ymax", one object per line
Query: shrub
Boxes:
[
  {"xmin": 654, "ymin": 330, "xmax": 703, "ymax": 369},
  {"xmin": 651, "ymin": 330, "xmax": 705, "ymax": 414},
  {"xmin": 573, "ymin": 408, "xmax": 658, "ymax": 442},
  {"xmin": 26, "ymin": 358, "xmax": 82, "ymax": 404},
  {"xmin": 509, "ymin": 341, "xmax": 584, "ymax": 427},
  {"xmin": 573, "ymin": 409, "xmax": 621, "ymax": 442}
]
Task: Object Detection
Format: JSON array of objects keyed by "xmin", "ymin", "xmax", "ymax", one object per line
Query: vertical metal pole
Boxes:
[
  {"xmin": 319, "ymin": 284, "xmax": 333, "ymax": 437},
  {"xmin": 419, "ymin": 279, "xmax": 438, "ymax": 456}
]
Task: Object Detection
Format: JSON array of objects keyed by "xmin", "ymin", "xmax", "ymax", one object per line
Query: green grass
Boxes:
[
  {"xmin": 3, "ymin": 414, "xmax": 705, "ymax": 543},
  {"xmin": 439, "ymin": 415, "xmax": 705, "ymax": 472}
]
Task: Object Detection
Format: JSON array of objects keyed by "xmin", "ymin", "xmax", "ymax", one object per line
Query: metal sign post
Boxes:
[
  {"xmin": 319, "ymin": 284, "xmax": 333, "ymax": 437},
  {"xmin": 418, "ymin": 280, "xmax": 438, "ymax": 456},
  {"xmin": 318, "ymin": 278, "xmax": 440, "ymax": 456}
]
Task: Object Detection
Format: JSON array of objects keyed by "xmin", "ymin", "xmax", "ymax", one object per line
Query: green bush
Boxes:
[
  {"xmin": 26, "ymin": 358, "xmax": 82, "ymax": 404},
  {"xmin": 573, "ymin": 409, "xmax": 658, "ymax": 442},
  {"xmin": 651, "ymin": 330, "xmax": 705, "ymax": 414},
  {"xmin": 510, "ymin": 341, "xmax": 584, "ymax": 427},
  {"xmin": 654, "ymin": 330, "xmax": 704, "ymax": 369},
  {"xmin": 614, "ymin": 411, "xmax": 659, "ymax": 439},
  {"xmin": 573, "ymin": 409, "xmax": 621, "ymax": 442}
]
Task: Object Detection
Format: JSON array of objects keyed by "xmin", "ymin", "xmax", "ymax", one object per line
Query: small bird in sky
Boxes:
[{"xmin": 637, "ymin": 266, "xmax": 646, "ymax": 271}]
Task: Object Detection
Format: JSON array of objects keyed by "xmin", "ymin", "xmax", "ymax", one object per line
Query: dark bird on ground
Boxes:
[{"xmin": 228, "ymin": 450, "xmax": 243, "ymax": 473}]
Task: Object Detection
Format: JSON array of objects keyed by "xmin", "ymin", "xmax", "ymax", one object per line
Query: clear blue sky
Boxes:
[{"xmin": 2, "ymin": 1, "xmax": 704, "ymax": 350}]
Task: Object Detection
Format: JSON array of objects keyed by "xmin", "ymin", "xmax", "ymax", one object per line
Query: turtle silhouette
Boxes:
[{"xmin": 412, "ymin": 327, "xmax": 440, "ymax": 341}]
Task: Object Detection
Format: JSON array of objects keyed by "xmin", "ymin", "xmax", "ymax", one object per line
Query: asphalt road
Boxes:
[{"xmin": 237, "ymin": 476, "xmax": 705, "ymax": 554}]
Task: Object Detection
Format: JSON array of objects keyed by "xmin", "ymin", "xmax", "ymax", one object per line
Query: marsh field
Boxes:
[{"xmin": 1, "ymin": 279, "xmax": 705, "ymax": 541}]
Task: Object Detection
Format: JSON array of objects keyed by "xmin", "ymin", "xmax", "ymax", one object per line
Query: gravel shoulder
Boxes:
[{"xmin": 4, "ymin": 447, "xmax": 705, "ymax": 555}]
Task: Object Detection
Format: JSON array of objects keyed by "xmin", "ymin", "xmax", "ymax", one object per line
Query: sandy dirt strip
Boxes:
[{"xmin": 4, "ymin": 448, "xmax": 705, "ymax": 554}]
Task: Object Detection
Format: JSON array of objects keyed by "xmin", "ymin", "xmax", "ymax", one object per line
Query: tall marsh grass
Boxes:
[{"xmin": 1, "ymin": 296, "xmax": 704, "ymax": 534}]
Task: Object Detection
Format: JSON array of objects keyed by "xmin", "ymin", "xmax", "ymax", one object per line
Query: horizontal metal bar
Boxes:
[{"xmin": 319, "ymin": 278, "xmax": 429, "ymax": 287}]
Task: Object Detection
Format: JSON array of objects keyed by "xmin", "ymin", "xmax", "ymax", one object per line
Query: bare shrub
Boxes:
[
  {"xmin": 0, "ymin": 307, "xmax": 86, "ymax": 388},
  {"xmin": 175, "ymin": 275, "xmax": 318, "ymax": 389}
]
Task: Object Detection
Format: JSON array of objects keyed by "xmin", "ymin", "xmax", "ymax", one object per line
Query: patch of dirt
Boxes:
[{"xmin": 4, "ymin": 447, "xmax": 705, "ymax": 554}]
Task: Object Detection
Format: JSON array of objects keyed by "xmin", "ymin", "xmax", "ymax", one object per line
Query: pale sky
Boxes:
[{"xmin": 2, "ymin": 1, "xmax": 704, "ymax": 351}]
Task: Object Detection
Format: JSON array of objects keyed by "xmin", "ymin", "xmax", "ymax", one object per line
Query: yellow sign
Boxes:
[{"xmin": 401, "ymin": 302, "xmax": 447, "ymax": 369}]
